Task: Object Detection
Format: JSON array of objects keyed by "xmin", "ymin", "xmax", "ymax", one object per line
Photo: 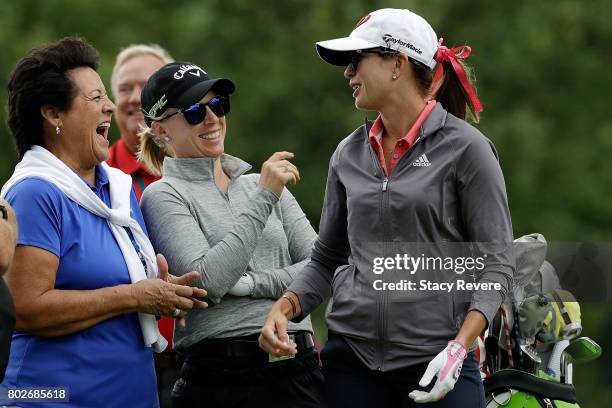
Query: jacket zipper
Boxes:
[
  {"xmin": 367, "ymin": 129, "xmax": 428, "ymax": 370},
  {"xmin": 211, "ymin": 159, "xmax": 251, "ymax": 211},
  {"xmin": 366, "ymin": 132, "xmax": 390, "ymax": 370},
  {"xmin": 213, "ymin": 170, "xmax": 234, "ymax": 211}
]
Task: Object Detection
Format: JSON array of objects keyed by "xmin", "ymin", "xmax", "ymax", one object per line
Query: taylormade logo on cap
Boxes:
[
  {"xmin": 315, "ymin": 8, "xmax": 439, "ymax": 70},
  {"xmin": 351, "ymin": 9, "xmax": 437, "ymax": 68},
  {"xmin": 382, "ymin": 34, "xmax": 422, "ymax": 55}
]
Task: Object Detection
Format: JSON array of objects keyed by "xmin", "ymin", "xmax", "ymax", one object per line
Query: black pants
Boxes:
[
  {"xmin": 171, "ymin": 337, "xmax": 326, "ymax": 408},
  {"xmin": 321, "ymin": 333, "xmax": 485, "ymax": 408},
  {"xmin": 155, "ymin": 352, "xmax": 182, "ymax": 408}
]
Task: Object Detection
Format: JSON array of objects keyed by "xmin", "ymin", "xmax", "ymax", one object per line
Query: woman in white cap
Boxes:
[
  {"xmin": 138, "ymin": 62, "xmax": 325, "ymax": 407},
  {"xmin": 260, "ymin": 8, "xmax": 514, "ymax": 407}
]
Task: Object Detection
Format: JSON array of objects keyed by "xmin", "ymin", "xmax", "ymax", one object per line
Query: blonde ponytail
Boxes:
[{"xmin": 137, "ymin": 126, "xmax": 173, "ymax": 176}]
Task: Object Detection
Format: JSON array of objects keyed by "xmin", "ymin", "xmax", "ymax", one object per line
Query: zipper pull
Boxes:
[{"xmin": 382, "ymin": 178, "xmax": 388, "ymax": 192}]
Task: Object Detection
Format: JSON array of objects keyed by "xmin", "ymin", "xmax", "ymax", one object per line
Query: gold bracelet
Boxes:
[{"xmin": 281, "ymin": 294, "xmax": 297, "ymax": 319}]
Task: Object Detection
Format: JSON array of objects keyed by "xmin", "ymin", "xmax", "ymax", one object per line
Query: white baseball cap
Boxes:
[{"xmin": 316, "ymin": 8, "xmax": 439, "ymax": 70}]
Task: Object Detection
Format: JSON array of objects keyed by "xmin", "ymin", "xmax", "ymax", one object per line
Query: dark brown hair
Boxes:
[
  {"xmin": 6, "ymin": 37, "xmax": 99, "ymax": 158},
  {"xmin": 411, "ymin": 58, "xmax": 480, "ymax": 123}
]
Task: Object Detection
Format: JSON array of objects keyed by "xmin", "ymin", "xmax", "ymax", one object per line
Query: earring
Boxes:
[
  {"xmin": 392, "ymin": 74, "xmax": 398, "ymax": 80},
  {"xmin": 55, "ymin": 126, "xmax": 61, "ymax": 135}
]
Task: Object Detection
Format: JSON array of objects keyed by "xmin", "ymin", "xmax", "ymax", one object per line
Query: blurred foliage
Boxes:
[{"xmin": 1, "ymin": 0, "xmax": 611, "ymax": 405}]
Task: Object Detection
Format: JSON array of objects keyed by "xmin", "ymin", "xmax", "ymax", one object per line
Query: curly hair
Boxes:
[{"xmin": 6, "ymin": 37, "xmax": 99, "ymax": 158}]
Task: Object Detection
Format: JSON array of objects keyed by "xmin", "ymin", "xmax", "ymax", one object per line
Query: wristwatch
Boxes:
[{"xmin": 0, "ymin": 204, "xmax": 8, "ymax": 221}]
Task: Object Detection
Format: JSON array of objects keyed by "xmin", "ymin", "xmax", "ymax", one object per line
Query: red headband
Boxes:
[{"xmin": 433, "ymin": 38, "xmax": 483, "ymax": 113}]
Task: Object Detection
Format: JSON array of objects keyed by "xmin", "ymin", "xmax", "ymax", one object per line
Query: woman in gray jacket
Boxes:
[
  {"xmin": 260, "ymin": 8, "xmax": 514, "ymax": 408},
  {"xmin": 138, "ymin": 62, "xmax": 325, "ymax": 407}
]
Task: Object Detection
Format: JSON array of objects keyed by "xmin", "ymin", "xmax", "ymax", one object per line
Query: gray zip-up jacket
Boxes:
[
  {"xmin": 289, "ymin": 103, "xmax": 514, "ymax": 370},
  {"xmin": 140, "ymin": 155, "xmax": 315, "ymax": 349}
]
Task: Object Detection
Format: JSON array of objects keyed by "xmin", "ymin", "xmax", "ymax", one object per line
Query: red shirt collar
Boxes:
[
  {"xmin": 369, "ymin": 100, "xmax": 437, "ymax": 145},
  {"xmin": 107, "ymin": 138, "xmax": 151, "ymax": 175}
]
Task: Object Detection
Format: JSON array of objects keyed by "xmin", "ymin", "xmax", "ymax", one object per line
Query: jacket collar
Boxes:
[
  {"xmin": 360, "ymin": 102, "xmax": 448, "ymax": 143},
  {"xmin": 418, "ymin": 102, "xmax": 447, "ymax": 140},
  {"xmin": 162, "ymin": 154, "xmax": 252, "ymax": 182}
]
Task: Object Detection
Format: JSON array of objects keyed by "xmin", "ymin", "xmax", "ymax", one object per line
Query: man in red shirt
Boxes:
[
  {"xmin": 107, "ymin": 44, "xmax": 178, "ymax": 407},
  {"xmin": 108, "ymin": 44, "xmax": 172, "ymax": 198}
]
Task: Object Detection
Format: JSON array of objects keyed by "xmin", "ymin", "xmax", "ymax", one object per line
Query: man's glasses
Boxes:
[
  {"xmin": 349, "ymin": 49, "xmax": 398, "ymax": 71},
  {"xmin": 160, "ymin": 96, "xmax": 230, "ymax": 125}
]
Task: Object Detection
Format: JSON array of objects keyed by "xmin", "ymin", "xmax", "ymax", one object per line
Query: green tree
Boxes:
[{"xmin": 1, "ymin": 1, "xmax": 610, "ymax": 404}]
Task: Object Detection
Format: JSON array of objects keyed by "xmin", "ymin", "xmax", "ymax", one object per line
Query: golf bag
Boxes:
[{"xmin": 482, "ymin": 234, "xmax": 601, "ymax": 408}]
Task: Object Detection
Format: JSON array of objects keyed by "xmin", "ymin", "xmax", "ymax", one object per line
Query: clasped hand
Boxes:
[{"xmin": 130, "ymin": 254, "xmax": 208, "ymax": 328}]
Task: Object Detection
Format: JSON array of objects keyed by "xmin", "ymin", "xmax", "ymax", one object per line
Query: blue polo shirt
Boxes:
[{"xmin": 1, "ymin": 165, "xmax": 158, "ymax": 407}]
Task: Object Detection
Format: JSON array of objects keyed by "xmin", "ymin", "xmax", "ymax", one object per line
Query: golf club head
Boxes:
[
  {"xmin": 564, "ymin": 337, "xmax": 602, "ymax": 364},
  {"xmin": 520, "ymin": 344, "xmax": 541, "ymax": 374},
  {"xmin": 559, "ymin": 322, "xmax": 582, "ymax": 342}
]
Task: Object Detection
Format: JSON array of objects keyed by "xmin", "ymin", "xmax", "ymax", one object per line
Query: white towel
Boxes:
[{"xmin": 1, "ymin": 145, "xmax": 168, "ymax": 352}]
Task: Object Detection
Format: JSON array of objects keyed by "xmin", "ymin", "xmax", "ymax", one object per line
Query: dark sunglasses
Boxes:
[
  {"xmin": 160, "ymin": 96, "xmax": 230, "ymax": 125},
  {"xmin": 348, "ymin": 49, "xmax": 398, "ymax": 71}
]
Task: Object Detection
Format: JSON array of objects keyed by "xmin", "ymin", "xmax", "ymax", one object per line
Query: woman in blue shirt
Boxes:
[{"xmin": 0, "ymin": 37, "xmax": 207, "ymax": 407}]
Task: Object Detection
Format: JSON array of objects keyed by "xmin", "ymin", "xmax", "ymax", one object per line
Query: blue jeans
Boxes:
[{"xmin": 321, "ymin": 334, "xmax": 485, "ymax": 408}]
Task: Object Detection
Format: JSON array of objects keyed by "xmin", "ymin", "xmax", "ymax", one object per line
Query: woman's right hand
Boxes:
[
  {"xmin": 258, "ymin": 151, "xmax": 300, "ymax": 197},
  {"xmin": 130, "ymin": 254, "xmax": 208, "ymax": 318},
  {"xmin": 130, "ymin": 278, "xmax": 207, "ymax": 318}
]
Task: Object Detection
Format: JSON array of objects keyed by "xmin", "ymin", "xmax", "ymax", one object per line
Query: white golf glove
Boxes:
[
  {"xmin": 227, "ymin": 272, "xmax": 255, "ymax": 296},
  {"xmin": 409, "ymin": 340, "xmax": 467, "ymax": 403}
]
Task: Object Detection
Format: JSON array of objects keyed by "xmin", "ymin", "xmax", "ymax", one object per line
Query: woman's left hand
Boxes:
[{"xmin": 408, "ymin": 340, "xmax": 467, "ymax": 403}]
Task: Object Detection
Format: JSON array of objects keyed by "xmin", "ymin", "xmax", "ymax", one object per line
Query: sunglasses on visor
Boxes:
[{"xmin": 160, "ymin": 96, "xmax": 230, "ymax": 125}]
